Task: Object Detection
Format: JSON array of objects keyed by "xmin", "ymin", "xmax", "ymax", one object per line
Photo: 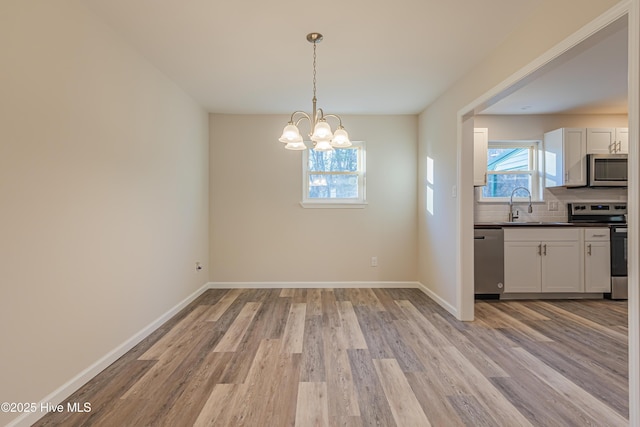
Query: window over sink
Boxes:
[{"xmin": 480, "ymin": 140, "xmax": 543, "ymax": 202}]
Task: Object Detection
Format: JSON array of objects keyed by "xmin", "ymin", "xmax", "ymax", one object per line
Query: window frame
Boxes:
[
  {"xmin": 300, "ymin": 141, "xmax": 367, "ymax": 208},
  {"xmin": 478, "ymin": 140, "xmax": 544, "ymax": 203}
]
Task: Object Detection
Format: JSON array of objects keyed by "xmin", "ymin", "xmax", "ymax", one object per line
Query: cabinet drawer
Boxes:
[
  {"xmin": 584, "ymin": 228, "xmax": 610, "ymax": 241},
  {"xmin": 504, "ymin": 228, "xmax": 580, "ymax": 242}
]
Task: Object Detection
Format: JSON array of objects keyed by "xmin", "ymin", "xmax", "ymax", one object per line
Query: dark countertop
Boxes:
[{"xmin": 475, "ymin": 222, "xmax": 617, "ymax": 229}]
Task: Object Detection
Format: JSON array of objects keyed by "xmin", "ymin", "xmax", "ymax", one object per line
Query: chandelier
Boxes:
[{"xmin": 278, "ymin": 33, "xmax": 351, "ymax": 151}]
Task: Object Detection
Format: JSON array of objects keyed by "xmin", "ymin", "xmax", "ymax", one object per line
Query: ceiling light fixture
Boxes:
[{"xmin": 278, "ymin": 33, "xmax": 351, "ymax": 151}]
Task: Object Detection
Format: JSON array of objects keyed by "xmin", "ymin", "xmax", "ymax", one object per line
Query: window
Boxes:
[
  {"xmin": 480, "ymin": 140, "xmax": 542, "ymax": 201},
  {"xmin": 301, "ymin": 141, "xmax": 366, "ymax": 207}
]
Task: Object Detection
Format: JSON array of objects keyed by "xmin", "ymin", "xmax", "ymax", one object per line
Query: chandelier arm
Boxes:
[
  {"xmin": 279, "ymin": 33, "xmax": 349, "ymax": 151},
  {"xmin": 289, "ymin": 111, "xmax": 312, "ymax": 125},
  {"xmin": 321, "ymin": 113, "xmax": 343, "ymax": 127}
]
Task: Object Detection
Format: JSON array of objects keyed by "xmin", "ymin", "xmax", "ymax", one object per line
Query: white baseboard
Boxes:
[
  {"xmin": 416, "ymin": 282, "xmax": 458, "ymax": 318},
  {"xmin": 208, "ymin": 281, "xmax": 460, "ymax": 319},
  {"xmin": 207, "ymin": 281, "xmax": 420, "ymax": 289},
  {"xmin": 7, "ymin": 282, "xmax": 210, "ymax": 427},
  {"xmin": 8, "ymin": 280, "xmax": 453, "ymax": 427}
]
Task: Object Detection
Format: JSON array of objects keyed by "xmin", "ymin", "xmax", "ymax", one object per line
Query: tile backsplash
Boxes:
[{"xmin": 474, "ymin": 186, "xmax": 628, "ymax": 223}]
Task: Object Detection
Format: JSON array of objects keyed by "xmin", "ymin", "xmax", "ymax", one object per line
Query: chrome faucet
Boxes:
[{"xmin": 508, "ymin": 186, "xmax": 533, "ymax": 222}]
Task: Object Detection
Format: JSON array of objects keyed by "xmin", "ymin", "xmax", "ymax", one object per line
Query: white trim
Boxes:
[
  {"xmin": 208, "ymin": 281, "xmax": 462, "ymax": 318},
  {"xmin": 6, "ymin": 282, "xmax": 211, "ymax": 427},
  {"xmin": 457, "ymin": 0, "xmax": 638, "ymax": 421},
  {"xmin": 416, "ymin": 282, "xmax": 458, "ymax": 318},
  {"xmin": 301, "ymin": 141, "xmax": 367, "ymax": 206},
  {"xmin": 208, "ymin": 281, "xmax": 419, "ymax": 289},
  {"xmin": 207, "ymin": 282, "xmax": 464, "ymax": 319},
  {"xmin": 460, "ymin": 2, "xmax": 631, "ymax": 118},
  {"xmin": 4, "ymin": 279, "xmax": 457, "ymax": 427},
  {"xmin": 627, "ymin": 0, "xmax": 639, "ymax": 425},
  {"xmin": 480, "ymin": 140, "xmax": 543, "ymax": 202}
]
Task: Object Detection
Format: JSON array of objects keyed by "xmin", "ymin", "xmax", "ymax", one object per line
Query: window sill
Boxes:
[{"xmin": 300, "ymin": 201, "xmax": 368, "ymax": 209}]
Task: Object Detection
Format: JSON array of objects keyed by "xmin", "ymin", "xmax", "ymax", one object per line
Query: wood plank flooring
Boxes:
[{"xmin": 34, "ymin": 289, "xmax": 628, "ymax": 426}]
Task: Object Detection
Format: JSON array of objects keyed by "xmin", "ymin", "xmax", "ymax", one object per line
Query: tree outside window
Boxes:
[{"xmin": 302, "ymin": 142, "xmax": 366, "ymax": 207}]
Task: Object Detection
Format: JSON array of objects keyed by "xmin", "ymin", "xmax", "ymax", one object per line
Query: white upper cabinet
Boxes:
[
  {"xmin": 473, "ymin": 128, "xmax": 488, "ymax": 186},
  {"xmin": 544, "ymin": 128, "xmax": 587, "ymax": 187},
  {"xmin": 586, "ymin": 128, "xmax": 628, "ymax": 154},
  {"xmin": 617, "ymin": 128, "xmax": 629, "ymax": 153}
]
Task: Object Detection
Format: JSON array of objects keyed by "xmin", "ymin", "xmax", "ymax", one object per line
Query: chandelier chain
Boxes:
[
  {"xmin": 312, "ymin": 41, "xmax": 317, "ymax": 101},
  {"xmin": 279, "ymin": 33, "xmax": 350, "ymax": 151}
]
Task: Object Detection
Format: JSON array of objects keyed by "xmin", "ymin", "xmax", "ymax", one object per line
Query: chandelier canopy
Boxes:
[{"xmin": 278, "ymin": 33, "xmax": 351, "ymax": 151}]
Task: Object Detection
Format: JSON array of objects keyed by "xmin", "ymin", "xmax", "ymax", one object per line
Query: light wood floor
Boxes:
[{"xmin": 35, "ymin": 288, "xmax": 628, "ymax": 426}]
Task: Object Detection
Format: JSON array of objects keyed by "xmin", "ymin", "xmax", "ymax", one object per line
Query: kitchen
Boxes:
[{"xmin": 472, "ymin": 16, "xmax": 629, "ymax": 301}]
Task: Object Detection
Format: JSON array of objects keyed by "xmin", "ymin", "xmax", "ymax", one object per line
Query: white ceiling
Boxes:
[
  {"xmin": 85, "ymin": 0, "xmax": 545, "ymax": 115},
  {"xmin": 480, "ymin": 16, "xmax": 628, "ymax": 115},
  {"xmin": 86, "ymin": 1, "xmax": 629, "ymax": 116}
]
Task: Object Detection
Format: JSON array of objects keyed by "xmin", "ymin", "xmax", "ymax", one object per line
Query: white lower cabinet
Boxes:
[
  {"xmin": 541, "ymin": 241, "xmax": 582, "ymax": 292},
  {"xmin": 584, "ymin": 228, "xmax": 611, "ymax": 293},
  {"xmin": 504, "ymin": 241, "xmax": 542, "ymax": 293},
  {"xmin": 504, "ymin": 228, "xmax": 583, "ymax": 293}
]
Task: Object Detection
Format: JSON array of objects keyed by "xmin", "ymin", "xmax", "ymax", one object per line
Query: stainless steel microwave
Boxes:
[{"xmin": 588, "ymin": 154, "xmax": 628, "ymax": 187}]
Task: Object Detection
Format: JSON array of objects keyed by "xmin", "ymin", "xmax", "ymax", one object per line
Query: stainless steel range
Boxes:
[
  {"xmin": 567, "ymin": 202, "xmax": 627, "ymax": 224},
  {"xmin": 568, "ymin": 202, "xmax": 627, "ymax": 299}
]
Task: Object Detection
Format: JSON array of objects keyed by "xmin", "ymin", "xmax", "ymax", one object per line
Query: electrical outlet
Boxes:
[
  {"xmin": 548, "ymin": 201, "xmax": 559, "ymax": 211},
  {"xmin": 195, "ymin": 262, "xmax": 203, "ymax": 272},
  {"xmin": 371, "ymin": 256, "xmax": 378, "ymax": 267}
]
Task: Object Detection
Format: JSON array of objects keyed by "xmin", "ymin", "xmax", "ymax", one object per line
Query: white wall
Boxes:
[
  {"xmin": 0, "ymin": 2, "xmax": 209, "ymax": 425},
  {"xmin": 418, "ymin": 0, "xmax": 622, "ymax": 318},
  {"xmin": 210, "ymin": 114, "xmax": 417, "ymax": 284}
]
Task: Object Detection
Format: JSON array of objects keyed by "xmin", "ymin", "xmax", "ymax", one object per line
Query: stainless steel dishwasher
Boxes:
[{"xmin": 474, "ymin": 227, "xmax": 504, "ymax": 298}]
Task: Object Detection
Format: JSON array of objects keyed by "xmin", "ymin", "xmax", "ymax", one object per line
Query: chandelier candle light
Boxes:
[{"xmin": 278, "ymin": 33, "xmax": 351, "ymax": 151}]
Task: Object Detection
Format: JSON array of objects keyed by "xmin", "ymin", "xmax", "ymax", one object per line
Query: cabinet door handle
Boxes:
[
  {"xmin": 592, "ymin": 234, "xmax": 606, "ymax": 238},
  {"xmin": 543, "ymin": 244, "xmax": 547, "ymax": 256},
  {"xmin": 587, "ymin": 243, "xmax": 592, "ymax": 255},
  {"xmin": 538, "ymin": 244, "xmax": 542, "ymax": 256}
]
